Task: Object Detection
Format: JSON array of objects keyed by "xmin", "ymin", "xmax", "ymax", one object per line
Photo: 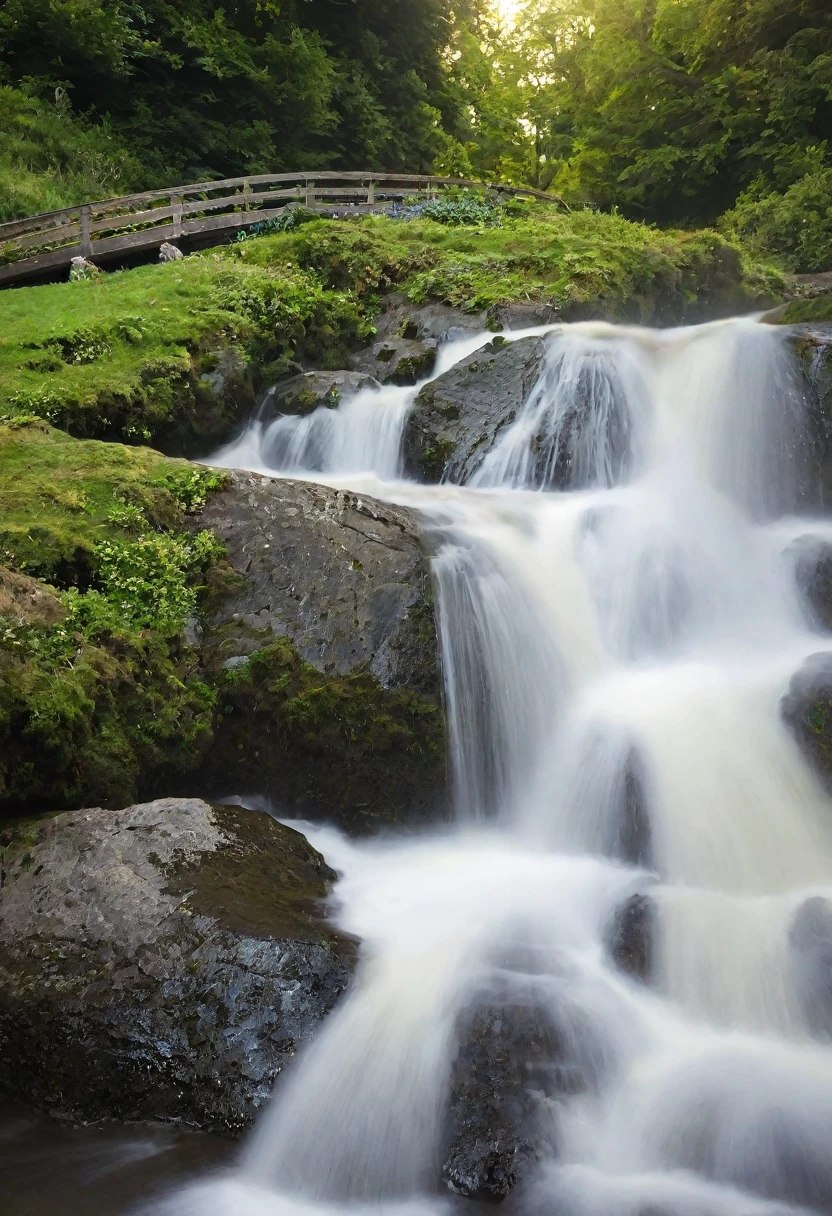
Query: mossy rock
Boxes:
[{"xmin": 0, "ymin": 798, "xmax": 354, "ymax": 1130}]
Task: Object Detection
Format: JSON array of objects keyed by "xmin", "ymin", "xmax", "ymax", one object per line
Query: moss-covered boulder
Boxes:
[
  {"xmin": 193, "ymin": 471, "xmax": 445, "ymax": 831},
  {"xmin": 0, "ymin": 798, "xmax": 354, "ymax": 1130},
  {"xmin": 264, "ymin": 370, "xmax": 379, "ymax": 418},
  {"xmin": 404, "ymin": 336, "xmax": 548, "ymax": 483}
]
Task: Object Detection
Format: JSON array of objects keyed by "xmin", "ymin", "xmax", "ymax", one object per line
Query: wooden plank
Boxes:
[
  {"xmin": 80, "ymin": 207, "xmax": 92, "ymax": 258},
  {"xmin": 172, "ymin": 194, "xmax": 182, "ymax": 239}
]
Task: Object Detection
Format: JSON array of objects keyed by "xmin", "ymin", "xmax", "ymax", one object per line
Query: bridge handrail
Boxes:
[{"xmin": 0, "ymin": 172, "xmax": 568, "ymax": 246}]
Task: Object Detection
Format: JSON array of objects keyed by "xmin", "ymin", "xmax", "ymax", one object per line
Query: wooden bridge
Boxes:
[{"xmin": 0, "ymin": 171, "xmax": 567, "ymax": 288}]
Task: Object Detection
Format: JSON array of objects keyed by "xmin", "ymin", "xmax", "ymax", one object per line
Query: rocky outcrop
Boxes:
[
  {"xmin": 193, "ymin": 472, "xmax": 445, "ymax": 831},
  {"xmin": 261, "ymin": 371, "xmax": 379, "ymax": 418},
  {"xmin": 350, "ymin": 337, "xmax": 438, "ymax": 386},
  {"xmin": 405, "ymin": 336, "xmax": 548, "ymax": 482},
  {"xmin": 0, "ymin": 568, "xmax": 65, "ymax": 627},
  {"xmin": 0, "ymin": 799, "xmax": 354, "ymax": 1130},
  {"xmin": 780, "ymin": 652, "xmax": 832, "ymax": 793},
  {"xmin": 442, "ymin": 997, "xmax": 559, "ymax": 1201},
  {"xmin": 608, "ymin": 893, "xmax": 655, "ymax": 983}
]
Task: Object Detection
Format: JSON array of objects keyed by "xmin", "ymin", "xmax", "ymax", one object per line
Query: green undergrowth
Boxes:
[
  {"xmin": 0, "ymin": 256, "xmax": 371, "ymax": 452},
  {"xmin": 780, "ymin": 296, "xmax": 832, "ymax": 325},
  {"xmin": 0, "ymin": 420, "xmax": 228, "ymax": 811},
  {"xmin": 228, "ymin": 209, "xmax": 784, "ymax": 322},
  {"xmin": 209, "ymin": 638, "xmax": 445, "ymax": 832}
]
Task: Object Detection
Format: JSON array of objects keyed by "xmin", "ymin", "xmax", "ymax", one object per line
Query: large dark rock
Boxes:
[
  {"xmin": 780, "ymin": 652, "xmax": 832, "ymax": 794},
  {"xmin": 0, "ymin": 799, "xmax": 354, "ymax": 1130},
  {"xmin": 442, "ymin": 998, "xmax": 560, "ymax": 1202},
  {"xmin": 193, "ymin": 471, "xmax": 446, "ymax": 830},
  {"xmin": 404, "ymin": 337, "xmax": 548, "ymax": 483},
  {"xmin": 793, "ymin": 537, "xmax": 832, "ymax": 631}
]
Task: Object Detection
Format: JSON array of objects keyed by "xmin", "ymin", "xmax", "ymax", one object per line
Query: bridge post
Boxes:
[
  {"xmin": 305, "ymin": 178, "xmax": 316, "ymax": 208},
  {"xmin": 171, "ymin": 194, "xmax": 182, "ymax": 239},
  {"xmin": 80, "ymin": 205, "xmax": 92, "ymax": 258},
  {"xmin": 367, "ymin": 180, "xmax": 376, "ymax": 205}
]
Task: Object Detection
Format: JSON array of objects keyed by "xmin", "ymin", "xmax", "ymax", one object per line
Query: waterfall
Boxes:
[{"xmin": 164, "ymin": 317, "xmax": 832, "ymax": 1216}]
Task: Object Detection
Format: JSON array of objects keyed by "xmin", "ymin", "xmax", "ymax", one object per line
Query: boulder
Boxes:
[
  {"xmin": 442, "ymin": 998, "xmax": 560, "ymax": 1201},
  {"xmin": 404, "ymin": 336, "xmax": 548, "ymax": 483},
  {"xmin": 793, "ymin": 537, "xmax": 832, "ymax": 631},
  {"xmin": 350, "ymin": 337, "xmax": 437, "ymax": 386},
  {"xmin": 261, "ymin": 371, "xmax": 379, "ymax": 419},
  {"xmin": 0, "ymin": 799, "xmax": 354, "ymax": 1130},
  {"xmin": 787, "ymin": 324, "xmax": 832, "ymax": 505},
  {"xmin": 608, "ymin": 893, "xmax": 655, "ymax": 983},
  {"xmin": 780, "ymin": 652, "xmax": 832, "ymax": 794},
  {"xmin": 192, "ymin": 471, "xmax": 445, "ymax": 830},
  {"xmin": 0, "ymin": 567, "xmax": 65, "ymax": 627}
]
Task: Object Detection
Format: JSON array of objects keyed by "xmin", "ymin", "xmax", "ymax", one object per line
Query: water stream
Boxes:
[{"xmin": 164, "ymin": 317, "xmax": 832, "ymax": 1215}]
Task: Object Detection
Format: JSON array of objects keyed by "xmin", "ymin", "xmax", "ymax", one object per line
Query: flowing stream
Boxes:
[{"xmin": 166, "ymin": 317, "xmax": 832, "ymax": 1216}]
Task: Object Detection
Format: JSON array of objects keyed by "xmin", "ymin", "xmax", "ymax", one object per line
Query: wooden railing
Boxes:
[{"xmin": 0, "ymin": 171, "xmax": 568, "ymax": 287}]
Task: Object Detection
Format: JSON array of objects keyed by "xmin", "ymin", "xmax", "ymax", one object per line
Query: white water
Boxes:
[{"xmin": 162, "ymin": 317, "xmax": 832, "ymax": 1216}]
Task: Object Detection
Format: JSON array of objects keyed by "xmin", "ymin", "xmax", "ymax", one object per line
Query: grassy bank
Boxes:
[{"xmin": 0, "ymin": 207, "xmax": 782, "ymax": 452}]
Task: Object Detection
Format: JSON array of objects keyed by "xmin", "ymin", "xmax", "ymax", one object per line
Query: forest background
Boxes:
[{"xmin": 0, "ymin": 0, "xmax": 830, "ymax": 273}]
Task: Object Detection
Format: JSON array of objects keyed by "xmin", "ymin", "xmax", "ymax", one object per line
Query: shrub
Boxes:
[{"xmin": 719, "ymin": 171, "xmax": 832, "ymax": 274}]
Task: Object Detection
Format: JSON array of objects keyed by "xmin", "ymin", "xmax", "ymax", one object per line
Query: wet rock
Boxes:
[
  {"xmin": 350, "ymin": 337, "xmax": 437, "ymax": 385},
  {"xmin": 404, "ymin": 336, "xmax": 548, "ymax": 483},
  {"xmin": 780, "ymin": 652, "xmax": 832, "ymax": 794},
  {"xmin": 442, "ymin": 1000, "xmax": 559, "ymax": 1202},
  {"xmin": 370, "ymin": 294, "xmax": 488, "ymax": 345},
  {"xmin": 609, "ymin": 894, "xmax": 655, "ymax": 983},
  {"xmin": 261, "ymin": 371, "xmax": 379, "ymax": 419},
  {"xmin": 792, "ymin": 537, "xmax": 832, "ymax": 631},
  {"xmin": 490, "ymin": 303, "xmax": 558, "ymax": 332},
  {"xmin": 192, "ymin": 471, "xmax": 445, "ymax": 830},
  {"xmin": 0, "ymin": 799, "xmax": 354, "ymax": 1130},
  {"xmin": 605, "ymin": 750, "xmax": 652, "ymax": 868},
  {"xmin": 787, "ymin": 324, "xmax": 832, "ymax": 506},
  {"xmin": 789, "ymin": 896, "xmax": 832, "ymax": 1038}
]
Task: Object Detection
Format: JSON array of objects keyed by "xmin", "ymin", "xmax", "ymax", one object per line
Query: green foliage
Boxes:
[
  {"xmin": 448, "ymin": 0, "xmax": 832, "ymax": 229},
  {"xmin": 719, "ymin": 170, "xmax": 832, "ymax": 273},
  {"xmin": 0, "ymin": 422, "xmax": 228, "ymax": 811},
  {"xmin": 237, "ymin": 211, "xmax": 780, "ymax": 320},
  {"xmin": 0, "ymin": 1, "xmax": 473, "ymax": 194},
  {"xmin": 0, "ymin": 256, "xmax": 370, "ymax": 447},
  {"xmin": 0, "ymin": 84, "xmax": 142, "ymax": 221},
  {"xmin": 419, "ymin": 191, "xmax": 503, "ymax": 228}
]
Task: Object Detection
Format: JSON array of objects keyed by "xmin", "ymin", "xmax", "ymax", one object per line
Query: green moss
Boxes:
[
  {"xmin": 232, "ymin": 210, "xmax": 782, "ymax": 322},
  {"xmin": 420, "ymin": 436, "xmax": 457, "ymax": 482},
  {"xmin": 210, "ymin": 638, "xmax": 445, "ymax": 831},
  {"xmin": 780, "ymin": 296, "xmax": 832, "ymax": 325},
  {"xmin": 0, "ymin": 256, "xmax": 372, "ymax": 451},
  {"xmin": 0, "ymin": 423, "xmax": 227, "ymax": 815}
]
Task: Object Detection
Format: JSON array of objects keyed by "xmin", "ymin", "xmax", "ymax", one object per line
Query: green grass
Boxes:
[
  {"xmin": 0, "ymin": 85, "xmax": 143, "ymax": 222},
  {"xmin": 0, "ymin": 417, "xmax": 202, "ymax": 579},
  {"xmin": 780, "ymin": 296, "xmax": 832, "ymax": 325},
  {"xmin": 0, "ymin": 255, "xmax": 370, "ymax": 448},
  {"xmin": 230, "ymin": 209, "xmax": 785, "ymax": 321}
]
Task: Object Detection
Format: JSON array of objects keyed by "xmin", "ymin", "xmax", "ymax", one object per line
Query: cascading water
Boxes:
[{"xmin": 161, "ymin": 316, "xmax": 832, "ymax": 1216}]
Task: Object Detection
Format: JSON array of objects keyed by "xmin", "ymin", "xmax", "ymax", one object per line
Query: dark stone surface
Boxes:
[
  {"xmin": 609, "ymin": 894, "xmax": 655, "ymax": 983},
  {"xmin": 404, "ymin": 336, "xmax": 548, "ymax": 483},
  {"xmin": 780, "ymin": 652, "xmax": 832, "ymax": 794},
  {"xmin": 789, "ymin": 896, "xmax": 832, "ymax": 1038},
  {"xmin": 793, "ymin": 537, "xmax": 832, "ymax": 631},
  {"xmin": 442, "ymin": 998, "xmax": 560, "ymax": 1202},
  {"xmin": 0, "ymin": 799, "xmax": 354, "ymax": 1131},
  {"xmin": 192, "ymin": 472, "xmax": 446, "ymax": 829},
  {"xmin": 351, "ymin": 337, "xmax": 437, "ymax": 385},
  {"xmin": 261, "ymin": 371, "xmax": 379, "ymax": 419},
  {"xmin": 788, "ymin": 324, "xmax": 832, "ymax": 507}
]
